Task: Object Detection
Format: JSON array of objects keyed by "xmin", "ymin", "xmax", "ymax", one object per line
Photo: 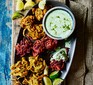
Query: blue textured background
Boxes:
[{"xmin": 0, "ymin": 0, "xmax": 12, "ymax": 85}]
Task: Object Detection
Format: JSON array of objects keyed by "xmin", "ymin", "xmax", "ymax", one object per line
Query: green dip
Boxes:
[{"xmin": 45, "ymin": 9, "xmax": 73, "ymax": 38}]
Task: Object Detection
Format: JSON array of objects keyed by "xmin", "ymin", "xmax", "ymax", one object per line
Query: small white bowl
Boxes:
[{"xmin": 43, "ymin": 6, "xmax": 76, "ymax": 40}]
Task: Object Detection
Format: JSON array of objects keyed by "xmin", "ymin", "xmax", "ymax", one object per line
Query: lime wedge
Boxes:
[
  {"xmin": 43, "ymin": 77, "xmax": 52, "ymax": 85},
  {"xmin": 12, "ymin": 11, "xmax": 23, "ymax": 20},
  {"xmin": 24, "ymin": 1, "xmax": 35, "ymax": 9},
  {"xmin": 49, "ymin": 71, "xmax": 60, "ymax": 80},
  {"xmin": 38, "ymin": 0, "xmax": 46, "ymax": 9},
  {"xmin": 53, "ymin": 78, "xmax": 63, "ymax": 85},
  {"xmin": 16, "ymin": 0, "xmax": 24, "ymax": 11}
]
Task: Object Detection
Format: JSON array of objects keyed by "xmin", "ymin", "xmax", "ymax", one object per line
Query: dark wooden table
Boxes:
[{"xmin": 12, "ymin": 0, "xmax": 93, "ymax": 85}]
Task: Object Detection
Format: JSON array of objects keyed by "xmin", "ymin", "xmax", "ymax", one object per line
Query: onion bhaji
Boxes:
[
  {"xmin": 20, "ymin": 15, "xmax": 45, "ymax": 40},
  {"xmin": 13, "ymin": 79, "xmax": 21, "ymax": 85},
  {"xmin": 11, "ymin": 3, "xmax": 57, "ymax": 85},
  {"xmin": 11, "ymin": 56, "xmax": 46, "ymax": 85},
  {"xmin": 32, "ymin": 36, "xmax": 58, "ymax": 56},
  {"xmin": 11, "ymin": 57, "xmax": 28, "ymax": 77},
  {"xmin": 28, "ymin": 56, "xmax": 46, "ymax": 73},
  {"xmin": 15, "ymin": 37, "xmax": 32, "ymax": 57},
  {"xmin": 20, "ymin": 16, "xmax": 35, "ymax": 28},
  {"xmin": 41, "ymin": 36, "xmax": 58, "ymax": 50},
  {"xmin": 27, "ymin": 24, "xmax": 45, "ymax": 40},
  {"xmin": 20, "ymin": 6, "xmax": 51, "ymax": 40},
  {"xmin": 23, "ymin": 74, "xmax": 43, "ymax": 85},
  {"xmin": 32, "ymin": 40, "xmax": 45, "ymax": 56},
  {"xmin": 34, "ymin": 8, "xmax": 47, "ymax": 21}
]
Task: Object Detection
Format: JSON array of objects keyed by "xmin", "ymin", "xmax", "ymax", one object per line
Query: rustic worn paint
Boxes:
[{"xmin": 0, "ymin": 0, "xmax": 12, "ymax": 85}]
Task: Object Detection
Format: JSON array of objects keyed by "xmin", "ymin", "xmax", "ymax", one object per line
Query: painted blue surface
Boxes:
[{"xmin": 0, "ymin": 0, "xmax": 12, "ymax": 85}]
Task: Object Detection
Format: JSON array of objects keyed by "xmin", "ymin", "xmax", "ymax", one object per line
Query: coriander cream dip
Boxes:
[{"xmin": 43, "ymin": 7, "xmax": 75, "ymax": 40}]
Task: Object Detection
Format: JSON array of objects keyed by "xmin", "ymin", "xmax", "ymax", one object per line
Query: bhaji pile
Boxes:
[
  {"xmin": 20, "ymin": 6, "xmax": 49, "ymax": 40},
  {"xmin": 11, "ymin": 56, "xmax": 46, "ymax": 85},
  {"xmin": 11, "ymin": 3, "xmax": 58, "ymax": 85},
  {"xmin": 11, "ymin": 1, "xmax": 67, "ymax": 85}
]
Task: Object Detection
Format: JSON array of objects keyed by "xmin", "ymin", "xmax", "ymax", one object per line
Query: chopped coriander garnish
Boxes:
[
  {"xmin": 62, "ymin": 24, "xmax": 70, "ymax": 32},
  {"xmin": 66, "ymin": 25, "xmax": 70, "ymax": 30},
  {"xmin": 50, "ymin": 22, "xmax": 53, "ymax": 26},
  {"xmin": 51, "ymin": 25, "xmax": 57, "ymax": 30},
  {"xmin": 64, "ymin": 18, "xmax": 66, "ymax": 20},
  {"xmin": 56, "ymin": 16, "xmax": 60, "ymax": 18},
  {"xmin": 54, "ymin": 25, "xmax": 57, "ymax": 28}
]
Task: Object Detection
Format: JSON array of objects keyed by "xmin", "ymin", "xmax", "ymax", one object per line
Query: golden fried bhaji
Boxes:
[
  {"xmin": 20, "ymin": 15, "xmax": 35, "ymax": 28},
  {"xmin": 20, "ymin": 15, "xmax": 45, "ymax": 40},
  {"xmin": 11, "ymin": 56, "xmax": 46, "ymax": 85},
  {"xmin": 14, "ymin": 80, "xmax": 21, "ymax": 85},
  {"xmin": 11, "ymin": 57, "xmax": 28, "ymax": 77},
  {"xmin": 26, "ymin": 24, "xmax": 45, "ymax": 40},
  {"xmin": 28, "ymin": 56, "xmax": 46, "ymax": 74},
  {"xmin": 23, "ymin": 74, "xmax": 43, "ymax": 85},
  {"xmin": 20, "ymin": 6, "xmax": 49, "ymax": 40},
  {"xmin": 11, "ymin": 4, "xmax": 53, "ymax": 85},
  {"xmin": 34, "ymin": 8, "xmax": 47, "ymax": 21}
]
